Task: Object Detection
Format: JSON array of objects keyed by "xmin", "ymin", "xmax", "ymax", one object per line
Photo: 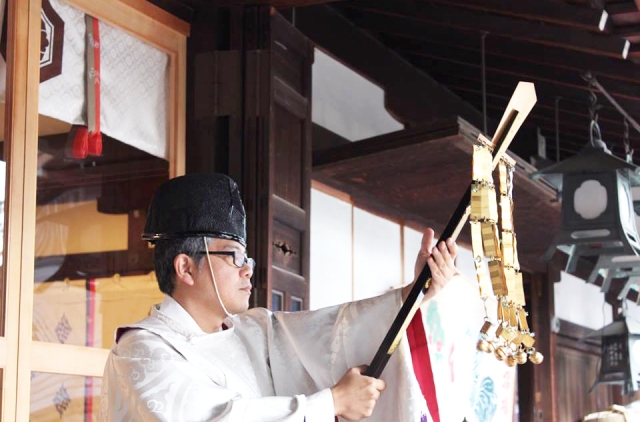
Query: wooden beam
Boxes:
[
  {"xmin": 428, "ymin": 68, "xmax": 640, "ymax": 123},
  {"xmin": 410, "ymin": 58, "xmax": 640, "ymax": 119},
  {"xmin": 628, "ymin": 42, "xmax": 640, "ymax": 60},
  {"xmin": 448, "ymin": 83, "xmax": 640, "ymax": 139},
  {"xmin": 425, "ymin": 69, "xmax": 640, "ymax": 157},
  {"xmin": 313, "ymin": 117, "xmax": 468, "ymax": 169},
  {"xmin": 427, "ymin": 0, "xmax": 609, "ymax": 32},
  {"xmin": 36, "ymin": 250, "xmax": 154, "ymax": 282},
  {"xmin": 30, "ymin": 342, "xmax": 109, "ymax": 377},
  {"xmin": 606, "ymin": 1, "xmax": 638, "ymax": 16},
  {"xmin": 379, "ymin": 30, "xmax": 640, "ymax": 86},
  {"xmin": 340, "ymin": 0, "xmax": 630, "ymax": 58},
  {"xmin": 294, "ymin": 4, "xmax": 484, "ymax": 127},
  {"xmin": 147, "ymin": 0, "xmax": 194, "ymax": 23},
  {"xmin": 615, "ymin": 24, "xmax": 640, "ymax": 38},
  {"xmin": 403, "ymin": 43, "xmax": 640, "ymax": 102}
]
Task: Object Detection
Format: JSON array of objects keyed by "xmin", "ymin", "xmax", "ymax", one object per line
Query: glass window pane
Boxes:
[
  {"xmin": 32, "ymin": 0, "xmax": 170, "ymax": 349},
  {"xmin": 30, "ymin": 372, "xmax": 100, "ymax": 422},
  {"xmin": 290, "ymin": 296, "xmax": 302, "ymax": 312},
  {"xmin": 272, "ymin": 290, "xmax": 283, "ymax": 311}
]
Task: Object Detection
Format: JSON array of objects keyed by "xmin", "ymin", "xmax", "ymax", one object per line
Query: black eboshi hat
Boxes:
[{"xmin": 142, "ymin": 173, "xmax": 247, "ymax": 247}]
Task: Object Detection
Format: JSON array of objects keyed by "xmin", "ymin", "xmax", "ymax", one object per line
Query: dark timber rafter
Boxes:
[
  {"xmin": 338, "ymin": 0, "xmax": 630, "ymax": 58},
  {"xmin": 377, "ymin": 29, "xmax": 640, "ymax": 85},
  {"xmin": 427, "ymin": 0, "xmax": 610, "ymax": 32},
  {"xmin": 607, "ymin": 0, "xmax": 638, "ymax": 17},
  {"xmin": 402, "ymin": 43, "xmax": 640, "ymax": 101},
  {"xmin": 416, "ymin": 59, "xmax": 640, "ymax": 117}
]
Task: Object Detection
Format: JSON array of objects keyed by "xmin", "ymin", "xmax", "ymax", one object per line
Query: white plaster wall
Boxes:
[
  {"xmin": 312, "ymin": 48, "xmax": 404, "ymax": 142},
  {"xmin": 310, "ymin": 204, "xmax": 481, "ymax": 310},
  {"xmin": 626, "ymin": 299, "xmax": 640, "ymax": 321},
  {"xmin": 353, "ymin": 208, "xmax": 402, "ymax": 300},
  {"xmin": 309, "ymin": 189, "xmax": 352, "ymax": 310},
  {"xmin": 403, "ymin": 226, "xmax": 423, "ymax": 285},
  {"xmin": 554, "ymin": 271, "xmax": 613, "ymax": 330}
]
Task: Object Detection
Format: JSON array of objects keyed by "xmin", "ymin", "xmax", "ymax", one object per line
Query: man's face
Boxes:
[{"xmin": 196, "ymin": 238, "xmax": 254, "ymax": 315}]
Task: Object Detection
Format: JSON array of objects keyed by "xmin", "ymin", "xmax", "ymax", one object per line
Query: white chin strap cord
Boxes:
[{"xmin": 203, "ymin": 237, "xmax": 234, "ymax": 318}]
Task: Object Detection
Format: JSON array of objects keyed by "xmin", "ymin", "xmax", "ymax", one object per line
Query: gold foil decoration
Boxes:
[
  {"xmin": 509, "ymin": 305, "xmax": 518, "ymax": 327},
  {"xmin": 472, "ymin": 145, "xmax": 493, "ymax": 183},
  {"xmin": 500, "ymin": 196, "xmax": 514, "ymax": 232},
  {"xmin": 481, "ymin": 223, "xmax": 500, "ymax": 257},
  {"xmin": 471, "ymin": 222, "xmax": 491, "ymax": 297},
  {"xmin": 518, "ymin": 308, "xmax": 530, "ymax": 332},
  {"xmin": 470, "ymin": 140, "xmax": 542, "ymax": 365},
  {"xmin": 480, "ymin": 320, "xmax": 493, "ymax": 335},
  {"xmin": 489, "ymin": 260, "xmax": 507, "ymax": 296}
]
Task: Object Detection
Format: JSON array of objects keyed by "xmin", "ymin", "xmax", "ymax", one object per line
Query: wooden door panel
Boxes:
[
  {"xmin": 235, "ymin": 8, "xmax": 312, "ymax": 311},
  {"xmin": 273, "ymin": 104, "xmax": 304, "ymax": 206},
  {"xmin": 268, "ymin": 13, "xmax": 312, "ymax": 311},
  {"xmin": 555, "ymin": 341, "xmax": 614, "ymax": 422},
  {"xmin": 272, "ymin": 219, "xmax": 302, "ymax": 273}
]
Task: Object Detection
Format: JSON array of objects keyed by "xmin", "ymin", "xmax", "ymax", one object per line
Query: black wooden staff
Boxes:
[{"xmin": 363, "ymin": 82, "xmax": 537, "ymax": 378}]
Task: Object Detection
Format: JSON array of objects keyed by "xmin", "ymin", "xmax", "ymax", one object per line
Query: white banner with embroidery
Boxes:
[{"xmin": 0, "ymin": 0, "xmax": 169, "ymax": 159}]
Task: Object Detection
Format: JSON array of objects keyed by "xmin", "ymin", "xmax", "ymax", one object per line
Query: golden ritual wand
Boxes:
[{"xmin": 364, "ymin": 82, "xmax": 539, "ymax": 378}]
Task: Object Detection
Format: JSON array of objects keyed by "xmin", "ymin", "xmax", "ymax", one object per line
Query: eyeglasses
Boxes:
[{"xmin": 198, "ymin": 251, "xmax": 256, "ymax": 270}]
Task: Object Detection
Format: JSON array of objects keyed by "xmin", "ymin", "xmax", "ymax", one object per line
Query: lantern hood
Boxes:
[
  {"xmin": 583, "ymin": 317, "xmax": 640, "ymax": 340},
  {"xmin": 531, "ymin": 144, "xmax": 640, "ymax": 191}
]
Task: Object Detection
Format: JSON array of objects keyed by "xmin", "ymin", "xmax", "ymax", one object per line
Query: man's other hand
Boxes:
[
  {"xmin": 403, "ymin": 228, "xmax": 458, "ymax": 303},
  {"xmin": 331, "ymin": 365, "xmax": 386, "ymax": 420}
]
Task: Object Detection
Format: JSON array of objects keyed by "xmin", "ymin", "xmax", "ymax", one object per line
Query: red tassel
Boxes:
[
  {"xmin": 88, "ymin": 131, "xmax": 102, "ymax": 156},
  {"xmin": 65, "ymin": 125, "xmax": 89, "ymax": 159}
]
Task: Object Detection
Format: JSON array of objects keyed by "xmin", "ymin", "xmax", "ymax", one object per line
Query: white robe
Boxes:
[{"xmin": 99, "ymin": 289, "xmax": 429, "ymax": 422}]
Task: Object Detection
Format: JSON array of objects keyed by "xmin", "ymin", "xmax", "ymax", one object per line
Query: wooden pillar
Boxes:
[
  {"xmin": 523, "ymin": 271, "xmax": 557, "ymax": 421},
  {"xmin": 188, "ymin": 6, "xmax": 314, "ymax": 311}
]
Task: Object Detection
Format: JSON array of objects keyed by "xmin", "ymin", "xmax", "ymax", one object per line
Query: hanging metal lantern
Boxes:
[
  {"xmin": 532, "ymin": 83, "xmax": 640, "ymax": 288},
  {"xmin": 531, "ymin": 139, "xmax": 640, "ymax": 276},
  {"xmin": 584, "ymin": 317, "xmax": 640, "ymax": 394}
]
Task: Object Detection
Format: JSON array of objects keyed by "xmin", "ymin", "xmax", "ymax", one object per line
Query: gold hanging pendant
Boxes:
[{"xmin": 470, "ymin": 140, "xmax": 543, "ymax": 365}]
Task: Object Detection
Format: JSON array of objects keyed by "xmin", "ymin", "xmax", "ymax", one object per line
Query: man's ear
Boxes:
[{"xmin": 174, "ymin": 254, "xmax": 196, "ymax": 286}]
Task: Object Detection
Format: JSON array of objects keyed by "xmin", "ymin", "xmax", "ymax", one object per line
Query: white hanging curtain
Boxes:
[{"xmin": 2, "ymin": 0, "xmax": 170, "ymax": 159}]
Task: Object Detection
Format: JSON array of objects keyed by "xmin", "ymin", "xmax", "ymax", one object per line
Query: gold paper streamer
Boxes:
[{"xmin": 471, "ymin": 141, "xmax": 542, "ymax": 365}]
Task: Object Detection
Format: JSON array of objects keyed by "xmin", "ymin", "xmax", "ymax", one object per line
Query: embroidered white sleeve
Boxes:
[{"xmin": 99, "ymin": 329, "xmax": 333, "ymax": 422}]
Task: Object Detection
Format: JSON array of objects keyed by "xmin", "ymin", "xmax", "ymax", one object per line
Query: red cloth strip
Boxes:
[
  {"xmin": 407, "ymin": 308, "xmax": 440, "ymax": 422},
  {"xmin": 88, "ymin": 16, "xmax": 102, "ymax": 156},
  {"xmin": 85, "ymin": 278, "xmax": 96, "ymax": 421}
]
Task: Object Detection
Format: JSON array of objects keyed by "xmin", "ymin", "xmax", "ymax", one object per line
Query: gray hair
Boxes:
[{"xmin": 153, "ymin": 237, "xmax": 206, "ymax": 295}]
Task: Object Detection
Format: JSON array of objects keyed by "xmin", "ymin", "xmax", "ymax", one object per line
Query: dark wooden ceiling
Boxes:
[
  {"xmin": 313, "ymin": 118, "xmax": 561, "ymax": 274},
  {"xmin": 329, "ymin": 0, "xmax": 640, "ymax": 163}
]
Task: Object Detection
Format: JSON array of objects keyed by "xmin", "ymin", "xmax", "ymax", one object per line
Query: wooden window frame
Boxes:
[{"xmin": 0, "ymin": 0, "xmax": 188, "ymax": 419}]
